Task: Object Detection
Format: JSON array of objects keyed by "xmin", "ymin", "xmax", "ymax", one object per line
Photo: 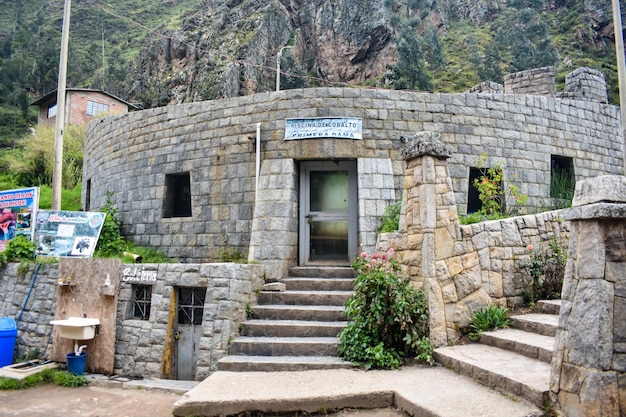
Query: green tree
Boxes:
[
  {"xmin": 386, "ymin": 27, "xmax": 434, "ymax": 91},
  {"xmin": 495, "ymin": 8, "xmax": 558, "ymax": 72}
]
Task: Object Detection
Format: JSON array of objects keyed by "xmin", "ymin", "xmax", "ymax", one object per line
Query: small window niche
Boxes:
[
  {"xmin": 163, "ymin": 172, "xmax": 192, "ymax": 218},
  {"xmin": 467, "ymin": 166, "xmax": 504, "ymax": 214},
  {"xmin": 131, "ymin": 284, "xmax": 152, "ymax": 320},
  {"xmin": 550, "ymin": 155, "xmax": 575, "ymax": 206}
]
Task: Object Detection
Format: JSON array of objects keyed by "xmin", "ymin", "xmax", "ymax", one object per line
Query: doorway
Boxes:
[
  {"xmin": 299, "ymin": 160, "xmax": 358, "ymax": 265},
  {"xmin": 175, "ymin": 287, "xmax": 206, "ymax": 380}
]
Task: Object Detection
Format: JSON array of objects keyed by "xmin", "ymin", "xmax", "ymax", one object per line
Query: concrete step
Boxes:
[
  {"xmin": 479, "ymin": 328, "xmax": 555, "ymax": 363},
  {"xmin": 229, "ymin": 336, "xmax": 339, "ymax": 357},
  {"xmin": 241, "ymin": 320, "xmax": 347, "ymax": 337},
  {"xmin": 536, "ymin": 299, "xmax": 561, "ymax": 315},
  {"xmin": 257, "ymin": 290, "xmax": 353, "ymax": 306},
  {"xmin": 510, "ymin": 313, "xmax": 559, "ymax": 337},
  {"xmin": 434, "ymin": 343, "xmax": 550, "ymax": 407},
  {"xmin": 288, "ymin": 266, "xmax": 355, "ymax": 278},
  {"xmin": 217, "ymin": 355, "xmax": 355, "ymax": 372},
  {"xmin": 282, "ymin": 277, "xmax": 355, "ymax": 291},
  {"xmin": 252, "ymin": 305, "xmax": 346, "ymax": 321}
]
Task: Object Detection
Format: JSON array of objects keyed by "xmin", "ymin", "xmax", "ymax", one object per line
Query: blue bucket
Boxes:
[{"xmin": 65, "ymin": 352, "xmax": 87, "ymax": 375}]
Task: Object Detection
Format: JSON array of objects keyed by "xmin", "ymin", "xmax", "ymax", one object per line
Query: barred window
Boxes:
[
  {"xmin": 131, "ymin": 285, "xmax": 152, "ymax": 320},
  {"xmin": 86, "ymin": 100, "xmax": 110, "ymax": 116},
  {"xmin": 177, "ymin": 287, "xmax": 206, "ymax": 325}
]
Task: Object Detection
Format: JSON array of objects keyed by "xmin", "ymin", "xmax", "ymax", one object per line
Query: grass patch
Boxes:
[{"xmin": 0, "ymin": 368, "xmax": 75, "ymax": 390}]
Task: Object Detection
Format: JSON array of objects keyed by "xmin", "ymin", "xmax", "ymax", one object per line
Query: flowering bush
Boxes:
[
  {"xmin": 338, "ymin": 248, "xmax": 433, "ymax": 369},
  {"xmin": 523, "ymin": 235, "xmax": 567, "ymax": 304}
]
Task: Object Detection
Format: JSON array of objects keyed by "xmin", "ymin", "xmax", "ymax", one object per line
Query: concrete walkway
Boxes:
[{"xmin": 172, "ymin": 365, "xmax": 542, "ymax": 417}]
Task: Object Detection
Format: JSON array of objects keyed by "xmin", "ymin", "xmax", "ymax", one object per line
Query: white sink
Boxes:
[{"xmin": 50, "ymin": 317, "xmax": 100, "ymax": 340}]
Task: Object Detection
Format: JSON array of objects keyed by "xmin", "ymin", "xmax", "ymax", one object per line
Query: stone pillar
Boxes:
[
  {"xmin": 550, "ymin": 175, "xmax": 626, "ymax": 416},
  {"xmin": 401, "ymin": 131, "xmax": 455, "ymax": 347}
]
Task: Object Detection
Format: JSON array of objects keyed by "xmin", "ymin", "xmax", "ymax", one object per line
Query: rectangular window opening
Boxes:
[
  {"xmin": 163, "ymin": 172, "xmax": 192, "ymax": 218},
  {"xmin": 550, "ymin": 155, "xmax": 575, "ymax": 202},
  {"xmin": 177, "ymin": 287, "xmax": 207, "ymax": 325},
  {"xmin": 467, "ymin": 166, "xmax": 504, "ymax": 214},
  {"xmin": 131, "ymin": 285, "xmax": 152, "ymax": 320}
]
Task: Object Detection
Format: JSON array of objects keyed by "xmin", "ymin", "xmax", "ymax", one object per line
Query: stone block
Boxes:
[
  {"xmin": 578, "ymin": 370, "xmax": 620, "ymax": 417},
  {"xmin": 572, "ymin": 175, "xmax": 626, "ymax": 207},
  {"xmin": 576, "ymin": 222, "xmax": 606, "ymax": 279},
  {"xmin": 567, "ymin": 279, "xmax": 614, "ymax": 369}
]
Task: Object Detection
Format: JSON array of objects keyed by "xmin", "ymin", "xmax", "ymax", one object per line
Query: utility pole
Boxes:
[
  {"xmin": 612, "ymin": 0, "xmax": 626, "ymax": 175},
  {"xmin": 276, "ymin": 46, "xmax": 292, "ymax": 92},
  {"xmin": 52, "ymin": 0, "xmax": 71, "ymax": 210}
]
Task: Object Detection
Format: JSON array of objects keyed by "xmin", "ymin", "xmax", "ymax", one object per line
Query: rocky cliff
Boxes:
[{"xmin": 127, "ymin": 0, "xmax": 619, "ymax": 107}]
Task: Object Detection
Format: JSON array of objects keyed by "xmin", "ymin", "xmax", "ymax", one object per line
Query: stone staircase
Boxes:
[
  {"xmin": 217, "ymin": 266, "xmax": 356, "ymax": 371},
  {"xmin": 433, "ymin": 299, "xmax": 561, "ymax": 408}
]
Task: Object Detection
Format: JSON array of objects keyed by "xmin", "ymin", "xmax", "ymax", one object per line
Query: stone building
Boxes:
[{"xmin": 83, "ymin": 67, "xmax": 622, "ymax": 280}]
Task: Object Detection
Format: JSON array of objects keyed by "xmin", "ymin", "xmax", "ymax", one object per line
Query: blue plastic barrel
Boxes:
[
  {"xmin": 66, "ymin": 352, "xmax": 87, "ymax": 375},
  {"xmin": 0, "ymin": 317, "xmax": 17, "ymax": 367}
]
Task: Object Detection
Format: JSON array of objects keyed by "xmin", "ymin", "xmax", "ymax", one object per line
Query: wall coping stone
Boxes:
[
  {"xmin": 572, "ymin": 175, "xmax": 626, "ymax": 206},
  {"xmin": 565, "ymin": 203, "xmax": 626, "ymax": 221}
]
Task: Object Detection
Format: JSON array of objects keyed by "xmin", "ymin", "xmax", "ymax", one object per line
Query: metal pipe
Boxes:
[
  {"xmin": 276, "ymin": 46, "xmax": 292, "ymax": 92},
  {"xmin": 256, "ymin": 123, "xmax": 261, "ymax": 194},
  {"xmin": 612, "ymin": 0, "xmax": 626, "ymax": 174}
]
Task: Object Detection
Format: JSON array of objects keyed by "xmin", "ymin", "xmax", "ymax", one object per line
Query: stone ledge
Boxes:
[{"xmin": 564, "ymin": 203, "xmax": 626, "ymax": 221}]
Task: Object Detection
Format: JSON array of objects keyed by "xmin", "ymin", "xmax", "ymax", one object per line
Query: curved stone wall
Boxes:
[{"xmin": 83, "ymin": 87, "xmax": 622, "ymax": 263}]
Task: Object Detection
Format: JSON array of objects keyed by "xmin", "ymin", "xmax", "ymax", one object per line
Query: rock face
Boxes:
[
  {"xmin": 129, "ymin": 0, "xmax": 396, "ymax": 105},
  {"xmin": 127, "ymin": 0, "xmax": 617, "ymax": 107}
]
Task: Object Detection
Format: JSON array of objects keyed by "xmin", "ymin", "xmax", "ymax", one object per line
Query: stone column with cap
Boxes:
[{"xmin": 550, "ymin": 175, "xmax": 626, "ymax": 416}]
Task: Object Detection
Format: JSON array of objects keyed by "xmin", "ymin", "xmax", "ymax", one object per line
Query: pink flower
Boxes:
[
  {"xmin": 381, "ymin": 253, "xmax": 387, "ymax": 260},
  {"xmin": 387, "ymin": 248, "xmax": 395, "ymax": 255},
  {"xmin": 527, "ymin": 244, "xmax": 533, "ymax": 251},
  {"xmin": 361, "ymin": 252, "xmax": 368, "ymax": 258},
  {"xmin": 366, "ymin": 263, "xmax": 372, "ymax": 269},
  {"xmin": 372, "ymin": 253, "xmax": 378, "ymax": 259}
]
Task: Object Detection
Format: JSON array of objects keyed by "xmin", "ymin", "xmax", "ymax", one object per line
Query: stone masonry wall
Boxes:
[
  {"xmin": 504, "ymin": 66, "xmax": 556, "ymax": 95},
  {"xmin": 0, "ymin": 262, "xmax": 264, "ymax": 380},
  {"xmin": 550, "ymin": 175, "xmax": 626, "ymax": 416},
  {"xmin": 115, "ymin": 262, "xmax": 264, "ymax": 380},
  {"xmin": 83, "ymin": 80, "xmax": 622, "ymax": 264},
  {"xmin": 560, "ymin": 67, "xmax": 609, "ymax": 104},
  {"xmin": 378, "ymin": 132, "xmax": 569, "ymax": 346},
  {"xmin": 0, "ymin": 263, "xmax": 57, "ymax": 361}
]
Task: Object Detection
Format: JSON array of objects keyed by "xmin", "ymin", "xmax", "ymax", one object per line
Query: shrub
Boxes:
[
  {"xmin": 467, "ymin": 304, "xmax": 510, "ymax": 341},
  {"xmin": 94, "ymin": 191, "xmax": 128, "ymax": 258},
  {"xmin": 338, "ymin": 249, "xmax": 433, "ymax": 369},
  {"xmin": 523, "ymin": 235, "xmax": 567, "ymax": 304},
  {"xmin": 3, "ymin": 235, "xmax": 36, "ymax": 262},
  {"xmin": 473, "ymin": 153, "xmax": 527, "ymax": 218},
  {"xmin": 378, "ymin": 200, "xmax": 401, "ymax": 233}
]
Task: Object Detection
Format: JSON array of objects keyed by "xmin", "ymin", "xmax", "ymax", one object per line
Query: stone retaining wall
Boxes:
[{"xmin": 83, "ymin": 74, "xmax": 622, "ymax": 263}]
